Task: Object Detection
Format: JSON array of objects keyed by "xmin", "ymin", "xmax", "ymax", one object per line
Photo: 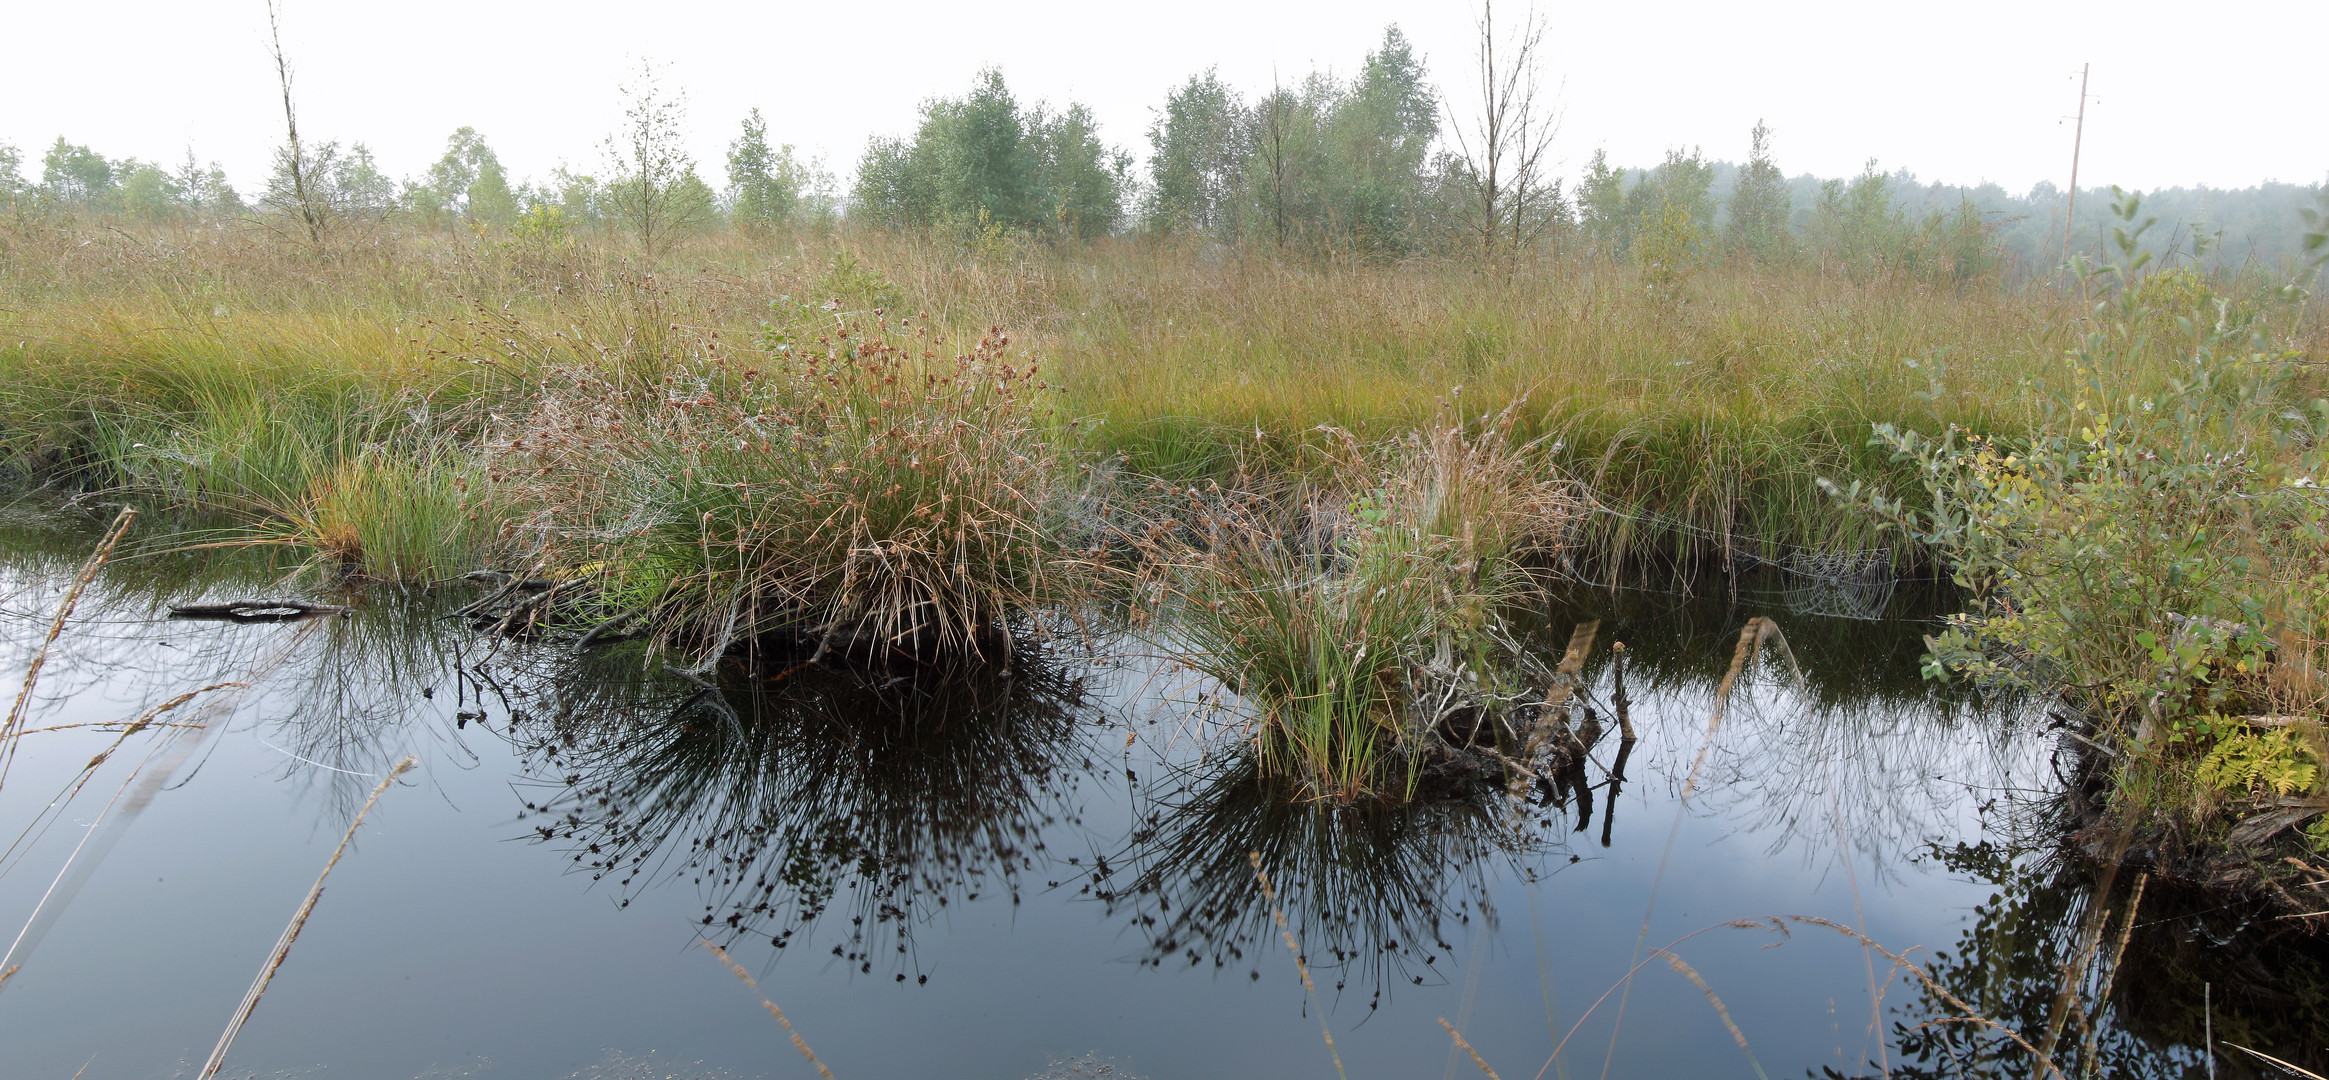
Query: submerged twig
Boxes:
[
  {"xmin": 1781, "ymin": 914, "xmax": 2070, "ymax": 1080},
  {"xmin": 1610, "ymin": 641, "xmax": 1634, "ymax": 741},
  {"xmin": 1601, "ymin": 617, "xmax": 1772, "ymax": 1076},
  {"xmin": 200, "ymin": 755, "xmax": 417, "ymax": 1080},
  {"xmin": 2038, "ymin": 833, "xmax": 2134, "ymax": 1074},
  {"xmin": 571, "ymin": 605, "xmax": 653, "ymax": 654},
  {"xmin": 1509, "ymin": 619, "xmax": 1598, "ymax": 820},
  {"xmin": 2077, "ymin": 871, "xmax": 2149, "ymax": 1080},
  {"xmin": 2226, "ymin": 1043, "xmax": 2328, "ymax": 1080}
]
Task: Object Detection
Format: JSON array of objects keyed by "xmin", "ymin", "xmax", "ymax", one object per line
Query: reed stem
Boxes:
[
  {"xmin": 199, "ymin": 755, "xmax": 416, "ymax": 1079},
  {"xmin": 0, "ymin": 507, "xmax": 135, "ymax": 791}
]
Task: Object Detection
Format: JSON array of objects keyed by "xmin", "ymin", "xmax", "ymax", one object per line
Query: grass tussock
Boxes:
[
  {"xmin": 495, "ymin": 314, "xmax": 1090, "ymax": 664},
  {"xmin": 1145, "ymin": 407, "xmax": 1577, "ymax": 800},
  {"xmin": 298, "ymin": 448, "xmax": 501, "ymax": 579}
]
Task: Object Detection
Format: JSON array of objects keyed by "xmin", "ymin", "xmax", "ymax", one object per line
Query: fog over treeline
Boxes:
[{"xmin": 2, "ymin": 25, "xmax": 2319, "ymax": 273}]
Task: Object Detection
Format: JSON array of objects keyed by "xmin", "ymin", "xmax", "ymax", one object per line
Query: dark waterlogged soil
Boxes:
[{"xmin": 0, "ymin": 516, "xmax": 2322, "ymax": 1080}]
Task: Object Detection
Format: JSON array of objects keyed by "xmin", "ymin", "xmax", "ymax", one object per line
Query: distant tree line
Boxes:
[
  {"xmin": 0, "ymin": 138, "xmax": 246, "ymax": 222},
  {"xmin": 1, "ymin": 27, "xmax": 2321, "ymax": 277}
]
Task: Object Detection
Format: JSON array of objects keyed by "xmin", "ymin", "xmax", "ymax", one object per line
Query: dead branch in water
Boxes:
[{"xmin": 168, "ymin": 598, "xmax": 350, "ymax": 620}]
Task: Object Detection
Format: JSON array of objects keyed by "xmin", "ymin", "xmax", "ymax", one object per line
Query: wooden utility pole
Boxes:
[{"xmin": 2059, "ymin": 63, "xmax": 2089, "ymax": 270}]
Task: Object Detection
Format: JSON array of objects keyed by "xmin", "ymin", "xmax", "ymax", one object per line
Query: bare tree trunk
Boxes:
[
  {"xmin": 1478, "ymin": 1, "xmax": 1501, "ymax": 258},
  {"xmin": 1448, "ymin": 0, "xmax": 1556, "ymax": 264},
  {"xmin": 266, "ymin": 0, "xmax": 322, "ymax": 249}
]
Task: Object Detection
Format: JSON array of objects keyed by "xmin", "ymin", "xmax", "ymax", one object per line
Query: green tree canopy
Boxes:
[
  {"xmin": 40, "ymin": 138, "xmax": 115, "ymax": 207},
  {"xmin": 852, "ymin": 68, "xmax": 1126, "ymax": 240},
  {"xmin": 1577, "ymin": 149, "xmax": 1627, "ymax": 251},
  {"xmin": 1326, "ymin": 26, "xmax": 1438, "ymax": 254},
  {"xmin": 1144, "ymin": 68, "xmax": 1245, "ymax": 237},
  {"xmin": 263, "ymin": 139, "xmax": 395, "ymax": 226},
  {"xmin": 0, "ymin": 142, "xmax": 25, "ymax": 208},
  {"xmin": 1810, "ymin": 158, "xmax": 1904, "ymax": 270},
  {"xmin": 1722, "ymin": 121, "xmax": 1792, "ymax": 262},
  {"xmin": 1030, "ymin": 102, "xmax": 1129, "ymax": 239},
  {"xmin": 726, "ymin": 107, "xmax": 809, "ymax": 230},
  {"xmin": 423, "ymin": 127, "xmax": 516, "ymax": 226},
  {"xmin": 1142, "ymin": 26, "xmax": 1444, "ymax": 256}
]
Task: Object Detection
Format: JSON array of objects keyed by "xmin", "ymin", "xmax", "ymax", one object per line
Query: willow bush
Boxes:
[{"xmin": 1855, "ymin": 191, "xmax": 2329, "ymax": 849}]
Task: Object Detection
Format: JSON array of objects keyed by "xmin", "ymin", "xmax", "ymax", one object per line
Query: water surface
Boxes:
[{"xmin": 0, "ymin": 518, "xmax": 2315, "ymax": 1079}]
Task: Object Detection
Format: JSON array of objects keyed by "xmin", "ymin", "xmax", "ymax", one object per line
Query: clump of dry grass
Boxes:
[{"xmin": 495, "ymin": 312, "xmax": 1091, "ymax": 666}]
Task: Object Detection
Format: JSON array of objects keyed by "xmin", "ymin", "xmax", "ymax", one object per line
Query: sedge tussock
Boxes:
[
  {"xmin": 498, "ymin": 314, "xmax": 1090, "ymax": 667},
  {"xmin": 1143, "ymin": 408, "xmax": 1579, "ymax": 800}
]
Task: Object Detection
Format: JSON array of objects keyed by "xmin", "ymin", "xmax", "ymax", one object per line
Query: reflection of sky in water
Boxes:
[{"xmin": 0, "ymin": 537, "xmax": 2299, "ymax": 1080}]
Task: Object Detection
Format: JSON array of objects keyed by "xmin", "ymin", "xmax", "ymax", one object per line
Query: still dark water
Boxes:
[{"xmin": 0, "ymin": 516, "xmax": 2318, "ymax": 1079}]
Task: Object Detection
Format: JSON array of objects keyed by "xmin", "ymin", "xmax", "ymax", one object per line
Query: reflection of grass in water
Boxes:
[
  {"xmin": 1883, "ymin": 839, "xmax": 2329, "ymax": 1080},
  {"xmin": 0, "ymin": 501, "xmax": 299, "ymax": 600},
  {"xmin": 0, "ymin": 503, "xmax": 469, "ymax": 817},
  {"xmin": 1531, "ymin": 574, "xmax": 1969, "ymax": 709},
  {"xmin": 1104, "ymin": 754, "xmax": 1545, "ymax": 1006},
  {"xmin": 500, "ymin": 645, "xmax": 1091, "ymax": 979},
  {"xmin": 1509, "ymin": 580, "xmax": 2046, "ymax": 880}
]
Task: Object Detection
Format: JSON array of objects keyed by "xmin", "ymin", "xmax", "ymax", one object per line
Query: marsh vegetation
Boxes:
[{"xmin": 3, "ymin": 12, "xmax": 2329, "ymax": 1078}]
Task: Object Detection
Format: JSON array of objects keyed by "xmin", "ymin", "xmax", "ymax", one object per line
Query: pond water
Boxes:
[{"xmin": 0, "ymin": 514, "xmax": 2321, "ymax": 1080}]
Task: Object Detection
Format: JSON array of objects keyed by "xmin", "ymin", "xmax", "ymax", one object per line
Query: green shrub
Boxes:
[
  {"xmin": 1848, "ymin": 190, "xmax": 2329, "ymax": 833},
  {"xmin": 299, "ymin": 448, "xmax": 503, "ymax": 580}
]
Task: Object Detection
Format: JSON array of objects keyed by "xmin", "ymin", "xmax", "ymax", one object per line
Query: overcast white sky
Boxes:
[{"xmin": 5, "ymin": 0, "xmax": 2324, "ymax": 198}]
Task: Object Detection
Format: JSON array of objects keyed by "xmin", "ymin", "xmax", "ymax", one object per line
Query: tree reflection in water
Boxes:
[{"xmin": 499, "ymin": 646, "xmax": 1095, "ymax": 981}]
